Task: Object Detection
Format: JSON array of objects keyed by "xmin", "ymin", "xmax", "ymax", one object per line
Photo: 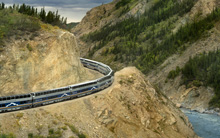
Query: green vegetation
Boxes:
[
  {"xmin": 82, "ymin": 0, "xmax": 220, "ymax": 75},
  {"xmin": 65, "ymin": 123, "xmax": 86, "ymax": 138},
  {"xmin": 0, "ymin": 8, "xmax": 40, "ymax": 44},
  {"xmin": 0, "ymin": 133, "xmax": 15, "ymax": 138},
  {"xmin": 26, "ymin": 44, "xmax": 33, "ymax": 51},
  {"xmin": 28, "ymin": 128, "xmax": 62, "ymax": 138},
  {"xmin": 0, "ymin": 3, "xmax": 68, "ymax": 29},
  {"xmin": 167, "ymin": 66, "xmax": 181, "ymax": 79},
  {"xmin": 81, "ymin": 0, "xmax": 200, "ymax": 72},
  {"xmin": 168, "ymin": 50, "xmax": 220, "ymax": 107},
  {"xmin": 180, "ymin": 51, "xmax": 220, "ymax": 107},
  {"xmin": 116, "ymin": 0, "xmax": 132, "ymax": 9},
  {"xmin": 66, "ymin": 22, "xmax": 79, "ymax": 31}
]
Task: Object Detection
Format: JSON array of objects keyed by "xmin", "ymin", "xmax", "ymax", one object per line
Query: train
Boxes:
[{"xmin": 0, "ymin": 58, "xmax": 114, "ymax": 113}]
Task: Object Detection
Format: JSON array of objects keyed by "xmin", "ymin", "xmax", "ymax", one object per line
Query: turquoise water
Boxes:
[{"xmin": 181, "ymin": 109, "xmax": 220, "ymax": 138}]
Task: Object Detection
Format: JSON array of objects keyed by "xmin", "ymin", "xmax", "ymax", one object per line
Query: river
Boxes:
[{"xmin": 181, "ymin": 108, "xmax": 220, "ymax": 138}]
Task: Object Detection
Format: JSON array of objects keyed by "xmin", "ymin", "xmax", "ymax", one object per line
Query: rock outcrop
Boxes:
[
  {"xmin": 0, "ymin": 28, "xmax": 98, "ymax": 96},
  {"xmin": 0, "ymin": 67, "xmax": 199, "ymax": 138}
]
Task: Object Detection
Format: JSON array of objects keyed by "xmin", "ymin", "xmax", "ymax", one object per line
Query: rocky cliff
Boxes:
[
  {"xmin": 0, "ymin": 26, "xmax": 99, "ymax": 96},
  {"xmin": 0, "ymin": 67, "xmax": 198, "ymax": 138}
]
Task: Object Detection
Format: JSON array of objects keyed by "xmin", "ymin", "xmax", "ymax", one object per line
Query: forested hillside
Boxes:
[
  {"xmin": 81, "ymin": 0, "xmax": 200, "ymax": 71},
  {"xmin": 76, "ymin": 0, "xmax": 220, "ymax": 108},
  {"xmin": 82, "ymin": 0, "xmax": 220, "ymax": 73},
  {"xmin": 167, "ymin": 50, "xmax": 220, "ymax": 107}
]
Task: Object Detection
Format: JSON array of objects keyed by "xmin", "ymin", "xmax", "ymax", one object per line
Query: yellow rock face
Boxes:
[{"xmin": 0, "ymin": 29, "xmax": 94, "ymax": 96}]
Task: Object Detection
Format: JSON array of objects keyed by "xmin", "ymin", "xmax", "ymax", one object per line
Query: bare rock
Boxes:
[{"xmin": 0, "ymin": 28, "xmax": 97, "ymax": 96}]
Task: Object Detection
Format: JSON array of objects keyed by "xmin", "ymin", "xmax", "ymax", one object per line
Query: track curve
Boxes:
[{"xmin": 0, "ymin": 58, "xmax": 114, "ymax": 113}]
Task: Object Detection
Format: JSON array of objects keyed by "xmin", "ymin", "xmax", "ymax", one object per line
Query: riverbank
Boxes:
[{"xmin": 181, "ymin": 108, "xmax": 220, "ymax": 138}]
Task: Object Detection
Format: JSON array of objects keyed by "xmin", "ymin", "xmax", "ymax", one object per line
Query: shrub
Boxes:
[
  {"xmin": 26, "ymin": 43, "xmax": 33, "ymax": 51},
  {"xmin": 167, "ymin": 66, "xmax": 181, "ymax": 79}
]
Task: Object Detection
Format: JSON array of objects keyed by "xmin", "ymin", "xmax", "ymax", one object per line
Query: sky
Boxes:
[{"xmin": 1, "ymin": 0, "xmax": 113, "ymax": 23}]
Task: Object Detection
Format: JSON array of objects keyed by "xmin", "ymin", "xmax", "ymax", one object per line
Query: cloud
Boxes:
[
  {"xmin": 2, "ymin": 0, "xmax": 113, "ymax": 22},
  {"xmin": 1, "ymin": 0, "xmax": 112, "ymax": 7}
]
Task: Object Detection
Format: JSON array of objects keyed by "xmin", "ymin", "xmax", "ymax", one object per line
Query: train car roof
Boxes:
[
  {"xmin": 33, "ymin": 86, "xmax": 69, "ymax": 94},
  {"xmin": 0, "ymin": 93, "xmax": 31, "ymax": 99}
]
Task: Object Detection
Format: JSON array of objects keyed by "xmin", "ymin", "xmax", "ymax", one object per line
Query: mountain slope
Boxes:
[{"xmin": 72, "ymin": 0, "xmax": 220, "ymax": 110}]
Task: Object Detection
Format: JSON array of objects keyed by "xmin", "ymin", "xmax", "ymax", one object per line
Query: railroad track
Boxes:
[{"xmin": 0, "ymin": 58, "xmax": 114, "ymax": 113}]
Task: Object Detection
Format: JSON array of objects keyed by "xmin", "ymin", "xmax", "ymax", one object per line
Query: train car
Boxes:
[
  {"xmin": 97, "ymin": 75, "xmax": 113, "ymax": 90},
  {"xmin": 80, "ymin": 58, "xmax": 110, "ymax": 75},
  {"xmin": 69, "ymin": 80, "xmax": 98, "ymax": 97},
  {"xmin": 0, "ymin": 93, "xmax": 32, "ymax": 113},
  {"xmin": 32, "ymin": 86, "xmax": 70, "ymax": 107},
  {"xmin": 80, "ymin": 58, "xmax": 98, "ymax": 70},
  {"xmin": 0, "ymin": 58, "xmax": 114, "ymax": 113}
]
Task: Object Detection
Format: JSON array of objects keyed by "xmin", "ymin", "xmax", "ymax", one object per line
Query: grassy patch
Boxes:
[
  {"xmin": 65, "ymin": 123, "xmax": 86, "ymax": 138},
  {"xmin": 0, "ymin": 9, "xmax": 40, "ymax": 43},
  {"xmin": 26, "ymin": 43, "xmax": 33, "ymax": 51},
  {"xmin": 0, "ymin": 133, "xmax": 15, "ymax": 138}
]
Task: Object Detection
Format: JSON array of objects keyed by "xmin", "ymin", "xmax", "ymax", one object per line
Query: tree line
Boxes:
[
  {"xmin": 0, "ymin": 3, "xmax": 67, "ymax": 28},
  {"xmin": 180, "ymin": 50, "xmax": 220, "ymax": 108}
]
